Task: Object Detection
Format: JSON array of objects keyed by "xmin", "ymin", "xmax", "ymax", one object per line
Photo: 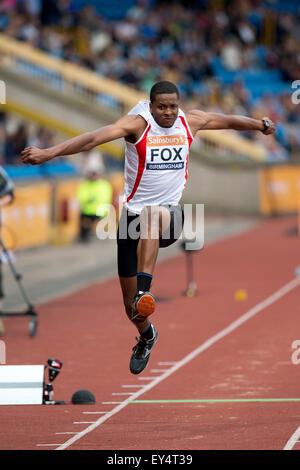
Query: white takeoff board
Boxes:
[{"xmin": 0, "ymin": 365, "xmax": 44, "ymax": 405}]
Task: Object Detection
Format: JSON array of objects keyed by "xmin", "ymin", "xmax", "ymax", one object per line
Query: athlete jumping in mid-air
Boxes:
[{"xmin": 21, "ymin": 81, "xmax": 275, "ymax": 374}]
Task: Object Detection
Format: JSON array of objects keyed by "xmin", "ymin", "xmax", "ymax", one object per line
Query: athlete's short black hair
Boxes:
[{"xmin": 150, "ymin": 81, "xmax": 180, "ymax": 103}]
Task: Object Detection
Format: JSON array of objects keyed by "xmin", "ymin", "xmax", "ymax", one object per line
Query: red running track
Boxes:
[{"xmin": 0, "ymin": 215, "xmax": 300, "ymax": 451}]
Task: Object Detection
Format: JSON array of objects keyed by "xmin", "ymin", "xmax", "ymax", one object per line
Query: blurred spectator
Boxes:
[
  {"xmin": 0, "ymin": 125, "xmax": 6, "ymax": 165},
  {"xmin": 221, "ymin": 37, "xmax": 244, "ymax": 70},
  {"xmin": 0, "ymin": 111, "xmax": 57, "ymax": 165},
  {"xmin": 76, "ymin": 151, "xmax": 113, "ymax": 242}
]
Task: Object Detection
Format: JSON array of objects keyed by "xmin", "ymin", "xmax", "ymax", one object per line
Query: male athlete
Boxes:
[{"xmin": 21, "ymin": 81, "xmax": 275, "ymax": 374}]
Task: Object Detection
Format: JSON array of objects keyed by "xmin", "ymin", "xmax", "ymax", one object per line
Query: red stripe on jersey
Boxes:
[
  {"xmin": 126, "ymin": 123, "xmax": 151, "ymax": 203},
  {"xmin": 179, "ymin": 115, "xmax": 193, "ymax": 183}
]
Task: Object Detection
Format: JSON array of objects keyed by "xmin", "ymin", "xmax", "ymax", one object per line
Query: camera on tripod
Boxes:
[
  {"xmin": 0, "ymin": 166, "xmax": 38, "ymax": 337},
  {"xmin": 43, "ymin": 358, "xmax": 65, "ymax": 404}
]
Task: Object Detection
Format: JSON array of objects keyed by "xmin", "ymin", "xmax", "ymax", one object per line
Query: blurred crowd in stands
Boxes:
[
  {"xmin": 0, "ymin": 0, "xmax": 299, "ymax": 164},
  {"xmin": 0, "ymin": 109, "xmax": 120, "ymax": 173},
  {"xmin": 0, "ymin": 110, "xmax": 55, "ymax": 165}
]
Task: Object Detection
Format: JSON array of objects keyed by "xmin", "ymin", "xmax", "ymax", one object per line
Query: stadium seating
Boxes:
[{"xmin": 71, "ymin": 0, "xmax": 137, "ymax": 20}]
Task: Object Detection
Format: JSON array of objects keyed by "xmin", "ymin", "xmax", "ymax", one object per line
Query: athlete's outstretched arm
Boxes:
[
  {"xmin": 187, "ymin": 110, "xmax": 276, "ymax": 135},
  {"xmin": 21, "ymin": 115, "xmax": 144, "ymax": 165}
]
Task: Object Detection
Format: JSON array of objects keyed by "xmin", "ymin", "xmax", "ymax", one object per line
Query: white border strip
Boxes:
[{"xmin": 56, "ymin": 276, "xmax": 300, "ymax": 450}]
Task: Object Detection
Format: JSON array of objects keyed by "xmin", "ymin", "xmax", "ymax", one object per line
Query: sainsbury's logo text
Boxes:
[{"xmin": 147, "ymin": 135, "xmax": 186, "ymax": 146}]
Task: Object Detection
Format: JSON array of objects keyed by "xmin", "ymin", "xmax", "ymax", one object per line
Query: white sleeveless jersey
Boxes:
[{"xmin": 123, "ymin": 100, "xmax": 193, "ymax": 214}]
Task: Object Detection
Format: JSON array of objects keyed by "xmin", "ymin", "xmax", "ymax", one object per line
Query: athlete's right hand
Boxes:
[{"xmin": 21, "ymin": 146, "xmax": 52, "ymax": 165}]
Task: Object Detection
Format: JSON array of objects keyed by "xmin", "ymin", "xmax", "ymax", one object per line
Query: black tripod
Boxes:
[
  {"xmin": 0, "ymin": 236, "xmax": 38, "ymax": 337},
  {"xmin": 181, "ymin": 237, "xmax": 203, "ymax": 297}
]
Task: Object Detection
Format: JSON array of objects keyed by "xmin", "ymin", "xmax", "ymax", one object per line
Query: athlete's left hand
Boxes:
[
  {"xmin": 261, "ymin": 116, "xmax": 276, "ymax": 135},
  {"xmin": 21, "ymin": 146, "xmax": 52, "ymax": 165}
]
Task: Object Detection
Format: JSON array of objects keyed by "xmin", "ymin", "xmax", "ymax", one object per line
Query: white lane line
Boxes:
[
  {"xmin": 56, "ymin": 432, "xmax": 77, "ymax": 435},
  {"xmin": 121, "ymin": 385, "xmax": 145, "ymax": 388},
  {"xmin": 138, "ymin": 377, "xmax": 160, "ymax": 380},
  {"xmin": 82, "ymin": 412, "xmax": 107, "ymax": 414},
  {"xmin": 102, "ymin": 401, "xmax": 122, "ymax": 404},
  {"xmin": 283, "ymin": 425, "xmax": 300, "ymax": 450},
  {"xmin": 36, "ymin": 444, "xmax": 62, "ymax": 447},
  {"xmin": 150, "ymin": 369, "xmax": 169, "ymax": 373},
  {"xmin": 73, "ymin": 421, "xmax": 97, "ymax": 424},
  {"xmin": 158, "ymin": 362, "xmax": 177, "ymax": 366},
  {"xmin": 56, "ymin": 276, "xmax": 300, "ymax": 451},
  {"xmin": 112, "ymin": 392, "xmax": 135, "ymax": 396}
]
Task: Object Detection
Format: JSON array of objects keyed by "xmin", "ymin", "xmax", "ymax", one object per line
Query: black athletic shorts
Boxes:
[{"xmin": 117, "ymin": 205, "xmax": 184, "ymax": 278}]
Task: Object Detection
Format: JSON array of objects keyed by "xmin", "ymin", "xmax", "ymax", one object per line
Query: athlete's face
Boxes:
[{"xmin": 150, "ymin": 93, "xmax": 179, "ymax": 128}]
